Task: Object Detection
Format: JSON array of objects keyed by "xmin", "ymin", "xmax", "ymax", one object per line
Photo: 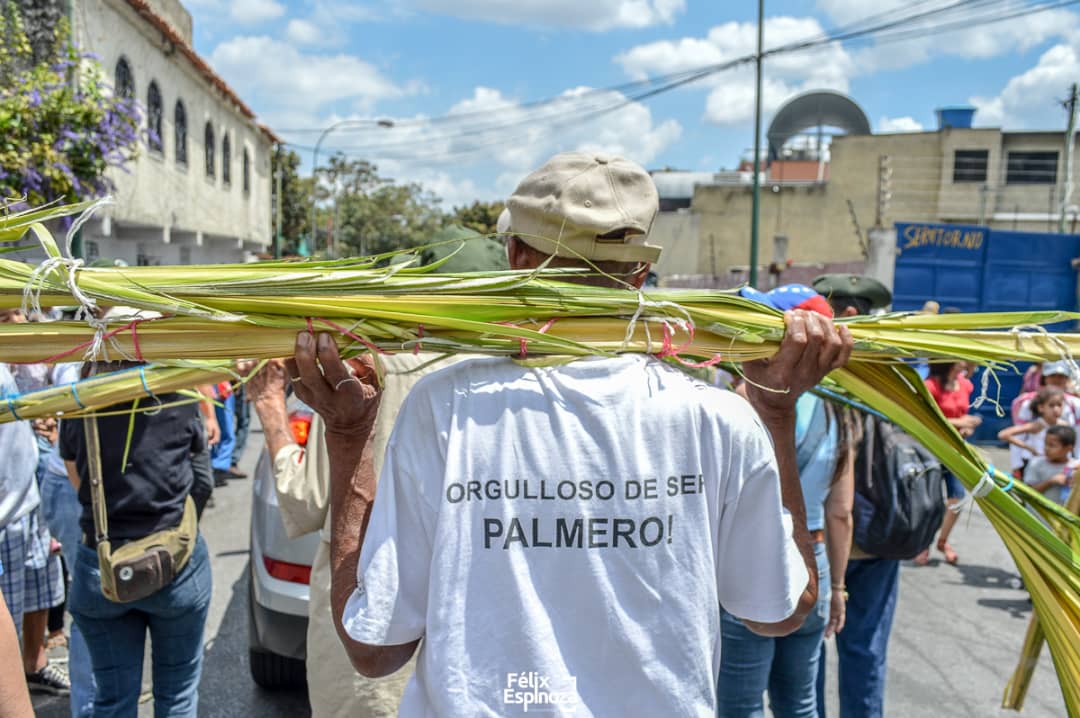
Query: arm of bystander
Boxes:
[{"xmin": 823, "ymin": 415, "xmax": 855, "ymax": 638}]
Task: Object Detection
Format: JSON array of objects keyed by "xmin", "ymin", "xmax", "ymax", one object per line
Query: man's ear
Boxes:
[
  {"xmin": 841, "ymin": 306, "xmax": 858, "ymax": 318},
  {"xmin": 505, "ymin": 236, "xmax": 529, "ymax": 270},
  {"xmin": 506, "ymin": 236, "xmax": 544, "ymax": 270},
  {"xmin": 627, "ymin": 263, "xmax": 651, "ymax": 289}
]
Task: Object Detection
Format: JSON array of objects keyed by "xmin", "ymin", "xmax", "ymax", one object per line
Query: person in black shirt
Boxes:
[{"xmin": 59, "ymin": 363, "xmax": 212, "ymax": 718}]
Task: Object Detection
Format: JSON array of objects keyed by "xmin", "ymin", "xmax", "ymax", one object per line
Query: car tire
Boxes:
[{"xmin": 249, "ymin": 647, "xmax": 306, "ymax": 690}]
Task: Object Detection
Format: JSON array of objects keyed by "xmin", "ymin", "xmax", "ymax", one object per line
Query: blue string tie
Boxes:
[
  {"xmin": 70, "ymin": 382, "xmax": 85, "ymax": 409},
  {"xmin": 4, "ymin": 394, "xmax": 23, "ymax": 421}
]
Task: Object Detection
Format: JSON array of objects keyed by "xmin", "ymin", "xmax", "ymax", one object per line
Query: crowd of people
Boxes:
[
  {"xmin": 0, "ymin": 310, "xmax": 252, "ymax": 717},
  {"xmin": 0, "ymin": 151, "xmax": 1075, "ymax": 718}
]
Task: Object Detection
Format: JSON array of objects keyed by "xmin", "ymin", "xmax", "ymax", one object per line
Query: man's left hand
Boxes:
[
  {"xmin": 742, "ymin": 310, "xmax": 853, "ymax": 419},
  {"xmin": 285, "ymin": 332, "xmax": 380, "ymax": 437},
  {"xmin": 247, "ymin": 359, "xmax": 288, "ymax": 405}
]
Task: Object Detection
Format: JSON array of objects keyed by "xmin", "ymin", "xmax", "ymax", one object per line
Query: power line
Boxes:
[{"xmin": 284, "ymin": 0, "xmax": 1080, "ymax": 164}]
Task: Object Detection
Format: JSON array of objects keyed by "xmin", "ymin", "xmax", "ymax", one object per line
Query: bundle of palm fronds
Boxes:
[
  {"xmin": 0, "ymin": 362, "xmax": 234, "ymax": 423},
  {"xmin": 2, "ymin": 201, "xmax": 1079, "ymax": 714}
]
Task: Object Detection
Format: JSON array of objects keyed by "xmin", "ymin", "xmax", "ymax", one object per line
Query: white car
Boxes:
[{"xmin": 248, "ymin": 401, "xmax": 319, "ymax": 689}]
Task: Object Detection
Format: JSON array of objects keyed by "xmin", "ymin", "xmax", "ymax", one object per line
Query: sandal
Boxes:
[{"xmin": 938, "ymin": 540, "xmax": 958, "ymax": 565}]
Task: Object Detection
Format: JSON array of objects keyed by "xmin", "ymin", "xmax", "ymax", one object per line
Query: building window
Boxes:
[
  {"xmin": 204, "ymin": 122, "xmax": 215, "ymax": 178},
  {"xmin": 242, "ymin": 149, "xmax": 251, "ymax": 194},
  {"xmin": 146, "ymin": 81, "xmax": 163, "ymax": 153},
  {"xmin": 222, "ymin": 133, "xmax": 231, "ymax": 186},
  {"xmin": 1006, "ymin": 151, "xmax": 1058, "ymax": 184},
  {"xmin": 174, "ymin": 101, "xmax": 187, "ymax": 166},
  {"xmin": 952, "ymin": 149, "xmax": 988, "ymax": 183},
  {"xmin": 114, "ymin": 57, "xmax": 134, "ymax": 98}
]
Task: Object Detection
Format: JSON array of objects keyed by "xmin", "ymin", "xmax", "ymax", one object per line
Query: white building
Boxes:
[{"xmin": 70, "ymin": 0, "xmax": 278, "ymax": 264}]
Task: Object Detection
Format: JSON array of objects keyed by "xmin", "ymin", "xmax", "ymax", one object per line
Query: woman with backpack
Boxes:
[
  {"xmin": 59, "ymin": 360, "xmax": 212, "ymax": 717},
  {"xmin": 916, "ymin": 361, "xmax": 981, "ymax": 565},
  {"xmin": 717, "ymin": 391, "xmax": 856, "ymax": 718}
]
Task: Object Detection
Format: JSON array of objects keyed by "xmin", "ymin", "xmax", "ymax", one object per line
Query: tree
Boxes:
[
  {"xmin": 313, "ymin": 153, "xmax": 443, "ymax": 257},
  {"xmin": 450, "ymin": 200, "xmax": 505, "ymax": 235},
  {"xmin": 271, "ymin": 148, "xmax": 312, "ymax": 254},
  {"xmin": 0, "ymin": 3, "xmax": 140, "ymax": 205}
]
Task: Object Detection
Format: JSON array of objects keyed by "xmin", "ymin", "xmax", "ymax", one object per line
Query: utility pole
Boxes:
[
  {"xmin": 273, "ymin": 148, "xmax": 283, "ymax": 259},
  {"xmin": 1059, "ymin": 83, "xmax": 1078, "ymax": 234},
  {"xmin": 748, "ymin": 0, "xmax": 764, "ymax": 288}
]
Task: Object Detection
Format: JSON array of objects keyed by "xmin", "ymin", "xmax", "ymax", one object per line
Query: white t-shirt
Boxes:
[{"xmin": 342, "ymin": 355, "xmax": 806, "ymax": 717}]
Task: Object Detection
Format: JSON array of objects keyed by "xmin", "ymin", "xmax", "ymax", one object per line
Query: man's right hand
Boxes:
[{"xmin": 285, "ymin": 333, "xmax": 381, "ymax": 438}]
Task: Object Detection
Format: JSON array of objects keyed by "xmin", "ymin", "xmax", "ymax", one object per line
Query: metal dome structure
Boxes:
[{"xmin": 766, "ymin": 90, "xmax": 871, "ymax": 160}]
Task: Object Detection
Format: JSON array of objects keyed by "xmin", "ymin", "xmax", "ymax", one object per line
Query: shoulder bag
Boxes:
[{"xmin": 85, "ymin": 414, "xmax": 197, "ymax": 603}]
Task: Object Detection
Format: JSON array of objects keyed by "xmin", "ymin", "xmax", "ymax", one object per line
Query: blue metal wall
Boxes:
[{"xmin": 893, "ymin": 222, "xmax": 1080, "ymax": 442}]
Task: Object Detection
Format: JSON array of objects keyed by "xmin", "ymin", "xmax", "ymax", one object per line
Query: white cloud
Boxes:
[
  {"xmin": 970, "ymin": 43, "xmax": 1079, "ymax": 128},
  {"xmin": 228, "ymin": 0, "xmax": 285, "ymax": 24},
  {"xmin": 877, "ymin": 115, "xmax": 924, "ymax": 133},
  {"xmin": 406, "ymin": 0, "xmax": 685, "ymax": 31},
  {"xmin": 210, "ymin": 36, "xmax": 408, "ymax": 111},
  {"xmin": 616, "ymin": 17, "xmax": 854, "ymax": 126},
  {"xmin": 275, "ymin": 3, "xmax": 387, "ymax": 48},
  {"xmin": 293, "ymin": 85, "xmax": 682, "ymax": 205},
  {"xmin": 817, "ymin": 0, "xmax": 1078, "ymax": 72},
  {"xmin": 285, "ymin": 19, "xmax": 322, "ymax": 45}
]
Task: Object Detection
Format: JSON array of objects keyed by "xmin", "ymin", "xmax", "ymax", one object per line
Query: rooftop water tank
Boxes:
[{"xmin": 935, "ymin": 106, "xmax": 976, "ymax": 130}]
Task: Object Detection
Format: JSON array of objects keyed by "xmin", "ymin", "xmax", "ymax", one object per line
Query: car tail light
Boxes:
[
  {"xmin": 263, "ymin": 556, "xmax": 312, "ymax": 585},
  {"xmin": 288, "ymin": 410, "xmax": 313, "ymax": 446}
]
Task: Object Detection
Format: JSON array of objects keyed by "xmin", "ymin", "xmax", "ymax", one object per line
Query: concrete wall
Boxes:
[
  {"xmin": 654, "ymin": 127, "xmax": 1080, "ymax": 280},
  {"xmin": 145, "ymin": 0, "xmax": 192, "ymax": 44},
  {"xmin": 72, "ymin": 0, "xmax": 273, "ymax": 264},
  {"xmin": 687, "ymin": 181, "xmax": 837, "ymax": 277},
  {"xmin": 650, "ymin": 210, "xmax": 701, "ymax": 277}
]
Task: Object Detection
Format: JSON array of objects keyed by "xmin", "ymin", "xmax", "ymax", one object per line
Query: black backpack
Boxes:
[{"xmin": 852, "ymin": 414, "xmax": 946, "ymax": 560}]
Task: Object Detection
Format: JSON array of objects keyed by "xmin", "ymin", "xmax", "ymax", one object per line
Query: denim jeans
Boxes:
[
  {"xmin": 40, "ymin": 468, "xmax": 95, "ymax": 718},
  {"xmin": 816, "ymin": 558, "xmax": 900, "ymax": 718},
  {"xmin": 211, "ymin": 392, "xmax": 236, "ymax": 472},
  {"xmin": 717, "ymin": 542, "xmax": 830, "ymax": 718},
  {"xmin": 69, "ymin": 534, "xmax": 212, "ymax": 718},
  {"xmin": 231, "ymin": 385, "xmax": 250, "ymax": 465}
]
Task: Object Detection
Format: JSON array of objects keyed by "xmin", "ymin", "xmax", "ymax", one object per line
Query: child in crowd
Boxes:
[
  {"xmin": 1023, "ymin": 425, "xmax": 1077, "ymax": 506},
  {"xmin": 1000, "ymin": 387, "xmax": 1068, "ymax": 477},
  {"xmin": 1011, "ymin": 361, "xmax": 1080, "ymax": 426}
]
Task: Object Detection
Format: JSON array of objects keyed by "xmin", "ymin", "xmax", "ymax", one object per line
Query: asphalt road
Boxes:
[
  {"xmin": 818, "ymin": 446, "xmax": 1065, "ymax": 718},
  {"xmin": 32, "ymin": 439, "xmax": 1068, "ymax": 717}
]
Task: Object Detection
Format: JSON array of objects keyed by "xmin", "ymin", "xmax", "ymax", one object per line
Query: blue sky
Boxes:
[{"xmin": 182, "ymin": 0, "xmax": 1080, "ymax": 207}]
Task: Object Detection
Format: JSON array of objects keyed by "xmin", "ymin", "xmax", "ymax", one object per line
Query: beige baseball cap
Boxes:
[{"xmin": 504, "ymin": 152, "xmax": 661, "ymax": 264}]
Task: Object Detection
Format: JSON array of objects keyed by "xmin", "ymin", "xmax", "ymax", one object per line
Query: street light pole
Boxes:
[
  {"xmin": 309, "ymin": 118, "xmax": 394, "ymax": 257},
  {"xmin": 749, "ymin": 0, "xmax": 764, "ymax": 288}
]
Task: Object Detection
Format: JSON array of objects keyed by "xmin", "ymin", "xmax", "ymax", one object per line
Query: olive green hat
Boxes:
[{"xmin": 811, "ymin": 274, "xmax": 892, "ymax": 310}]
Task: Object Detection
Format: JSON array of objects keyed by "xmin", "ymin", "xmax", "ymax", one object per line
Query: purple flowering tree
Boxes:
[{"xmin": 0, "ymin": 3, "xmax": 140, "ymax": 205}]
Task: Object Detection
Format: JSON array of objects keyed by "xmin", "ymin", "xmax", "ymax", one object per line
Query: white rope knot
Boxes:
[
  {"xmin": 23, "ymin": 198, "xmax": 114, "ymax": 321},
  {"xmin": 971, "ymin": 466, "xmax": 997, "ymax": 498},
  {"xmin": 951, "ymin": 465, "xmax": 997, "ymax": 514}
]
